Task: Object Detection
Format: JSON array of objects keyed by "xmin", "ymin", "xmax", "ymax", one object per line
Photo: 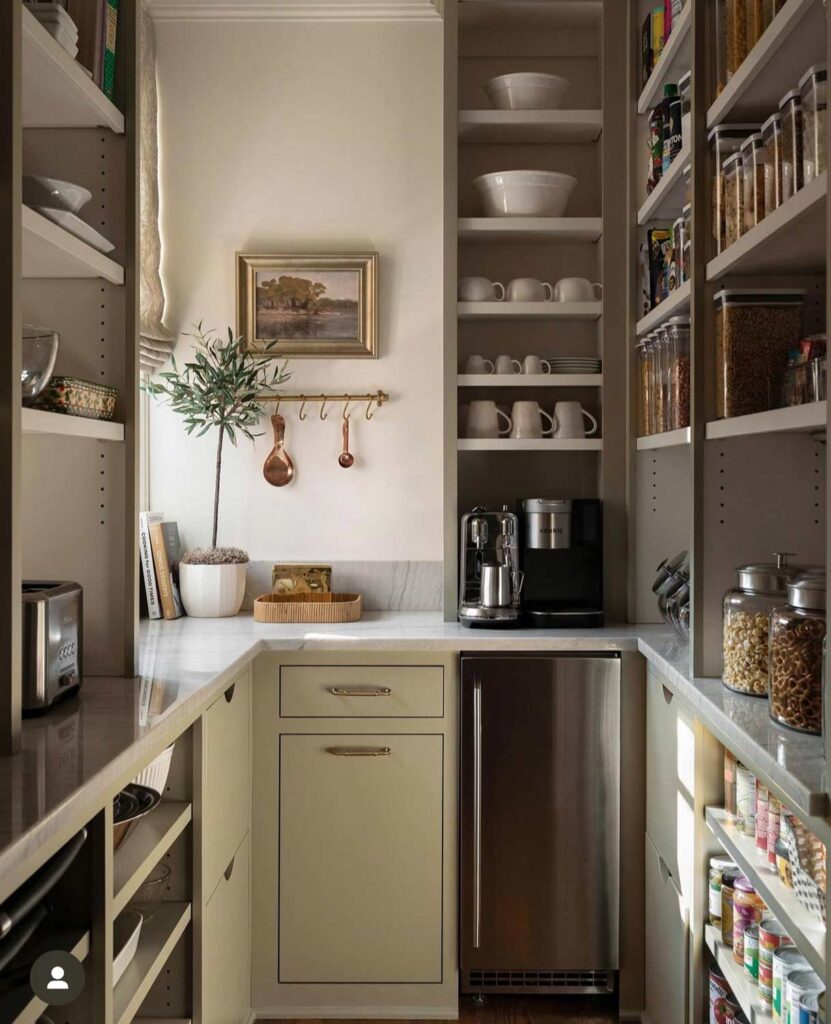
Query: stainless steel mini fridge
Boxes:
[{"xmin": 460, "ymin": 654, "xmax": 621, "ymax": 995}]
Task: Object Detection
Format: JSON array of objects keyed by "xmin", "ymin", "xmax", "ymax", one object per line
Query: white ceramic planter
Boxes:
[{"xmin": 179, "ymin": 562, "xmax": 247, "ymax": 618}]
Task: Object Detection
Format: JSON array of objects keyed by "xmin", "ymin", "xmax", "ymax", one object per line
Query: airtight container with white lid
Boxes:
[{"xmin": 799, "ymin": 63, "xmax": 827, "ymax": 184}]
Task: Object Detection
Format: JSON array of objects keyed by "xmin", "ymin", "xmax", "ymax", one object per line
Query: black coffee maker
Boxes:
[{"xmin": 519, "ymin": 498, "xmax": 603, "ymax": 627}]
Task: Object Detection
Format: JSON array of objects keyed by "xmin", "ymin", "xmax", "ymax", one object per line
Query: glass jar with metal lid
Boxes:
[
  {"xmin": 722, "ymin": 553, "xmax": 808, "ymax": 696},
  {"xmin": 769, "ymin": 572, "xmax": 826, "ymax": 735}
]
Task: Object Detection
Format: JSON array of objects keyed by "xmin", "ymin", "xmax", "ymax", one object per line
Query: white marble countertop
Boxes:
[{"xmin": 0, "ymin": 612, "xmax": 825, "ymax": 892}]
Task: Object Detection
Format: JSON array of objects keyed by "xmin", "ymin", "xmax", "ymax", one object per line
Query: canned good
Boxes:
[
  {"xmin": 733, "ymin": 876, "xmax": 765, "ymax": 964},
  {"xmin": 760, "ymin": 918, "xmax": 792, "ymax": 1006},
  {"xmin": 756, "ymin": 783, "xmax": 770, "ymax": 852},
  {"xmin": 710, "ymin": 967, "xmax": 731, "ymax": 1024},
  {"xmin": 737, "ymin": 765, "xmax": 758, "ymax": 834},
  {"xmin": 744, "ymin": 923, "xmax": 760, "ymax": 981},
  {"xmin": 787, "ymin": 970, "xmax": 823, "ymax": 1024},
  {"xmin": 799, "ymin": 992, "xmax": 820, "ymax": 1023},
  {"xmin": 768, "ymin": 794, "xmax": 781, "ymax": 866},
  {"xmin": 722, "ymin": 877, "xmax": 737, "ymax": 946},
  {"xmin": 709, "ymin": 855, "xmax": 739, "ymax": 925},
  {"xmin": 773, "ymin": 946, "xmax": 810, "ymax": 1024}
]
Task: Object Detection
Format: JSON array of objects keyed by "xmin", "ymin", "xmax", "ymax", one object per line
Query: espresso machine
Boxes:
[
  {"xmin": 458, "ymin": 507, "xmax": 523, "ymax": 627},
  {"xmin": 519, "ymin": 498, "xmax": 604, "ymax": 627}
]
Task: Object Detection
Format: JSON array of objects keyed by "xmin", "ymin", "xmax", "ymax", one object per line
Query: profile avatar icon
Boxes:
[{"xmin": 47, "ymin": 965, "xmax": 69, "ymax": 991}]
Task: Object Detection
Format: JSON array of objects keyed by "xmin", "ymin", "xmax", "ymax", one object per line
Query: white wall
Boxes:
[{"xmin": 150, "ymin": 18, "xmax": 444, "ymax": 561}]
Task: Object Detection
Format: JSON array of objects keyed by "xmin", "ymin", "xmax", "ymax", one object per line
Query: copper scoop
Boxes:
[{"xmin": 263, "ymin": 413, "xmax": 295, "ymax": 487}]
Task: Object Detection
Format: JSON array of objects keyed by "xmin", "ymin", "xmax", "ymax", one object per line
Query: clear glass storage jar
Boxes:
[
  {"xmin": 714, "ymin": 289, "xmax": 805, "ymax": 419},
  {"xmin": 799, "ymin": 63, "xmax": 827, "ymax": 185},
  {"xmin": 723, "ymin": 554, "xmax": 804, "ymax": 696},
  {"xmin": 779, "ymin": 89, "xmax": 804, "ymax": 201},
  {"xmin": 723, "ymin": 151, "xmax": 744, "ymax": 247},
  {"xmin": 741, "ymin": 131, "xmax": 765, "ymax": 230},
  {"xmin": 726, "ymin": 0, "xmax": 749, "ymax": 79},
  {"xmin": 665, "ymin": 315, "xmax": 690, "ymax": 429},
  {"xmin": 746, "ymin": 0, "xmax": 767, "ymax": 52},
  {"xmin": 653, "ymin": 326, "xmax": 671, "ymax": 433},
  {"xmin": 769, "ymin": 572, "xmax": 826, "ymax": 735},
  {"xmin": 710, "ymin": 124, "xmax": 757, "ymax": 253},
  {"xmin": 762, "ymin": 113, "xmax": 783, "ymax": 213}
]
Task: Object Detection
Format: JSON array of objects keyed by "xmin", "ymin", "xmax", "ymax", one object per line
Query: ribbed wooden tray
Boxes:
[{"xmin": 253, "ymin": 592, "xmax": 363, "ymax": 623}]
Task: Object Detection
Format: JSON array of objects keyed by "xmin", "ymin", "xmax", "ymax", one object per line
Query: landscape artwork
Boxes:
[{"xmin": 237, "ymin": 252, "xmax": 378, "ymax": 358}]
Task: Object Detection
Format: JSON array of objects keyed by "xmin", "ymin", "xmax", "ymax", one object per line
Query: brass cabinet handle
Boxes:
[
  {"xmin": 327, "ymin": 686, "xmax": 392, "ymax": 697},
  {"xmin": 326, "ymin": 746, "xmax": 392, "ymax": 757}
]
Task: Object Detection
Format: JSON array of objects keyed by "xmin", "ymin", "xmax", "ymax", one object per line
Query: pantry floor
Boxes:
[{"xmin": 262, "ymin": 995, "xmax": 618, "ymax": 1024}]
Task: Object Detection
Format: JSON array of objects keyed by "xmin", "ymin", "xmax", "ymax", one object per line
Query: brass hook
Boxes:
[
  {"xmin": 343, "ymin": 400, "xmax": 351, "ymax": 421},
  {"xmin": 365, "ymin": 397, "xmax": 375, "ymax": 421},
  {"xmin": 320, "ymin": 398, "xmax": 329, "ymax": 421},
  {"xmin": 298, "ymin": 396, "xmax": 308, "ymax": 421},
  {"xmin": 274, "ymin": 397, "xmax": 281, "ymax": 414}
]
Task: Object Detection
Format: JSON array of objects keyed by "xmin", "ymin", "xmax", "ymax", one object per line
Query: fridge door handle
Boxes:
[{"xmin": 472, "ymin": 677, "xmax": 482, "ymax": 949}]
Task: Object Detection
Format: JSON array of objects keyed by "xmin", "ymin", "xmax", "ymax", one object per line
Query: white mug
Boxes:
[
  {"xmin": 507, "ymin": 277, "xmax": 554, "ymax": 302},
  {"xmin": 494, "ymin": 354, "xmax": 522, "ymax": 375},
  {"xmin": 522, "ymin": 355, "xmax": 552, "ymax": 375},
  {"xmin": 551, "ymin": 401, "xmax": 599, "ymax": 439},
  {"xmin": 464, "ymin": 354, "xmax": 495, "ymax": 374},
  {"xmin": 465, "ymin": 400, "xmax": 512, "ymax": 439},
  {"xmin": 553, "ymin": 277, "xmax": 603, "ymax": 303},
  {"xmin": 510, "ymin": 401, "xmax": 555, "ymax": 439},
  {"xmin": 459, "ymin": 276, "xmax": 506, "ymax": 302}
]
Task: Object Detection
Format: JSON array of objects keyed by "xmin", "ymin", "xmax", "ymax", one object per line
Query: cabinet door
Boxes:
[
  {"xmin": 203, "ymin": 832, "xmax": 251, "ymax": 1024},
  {"xmin": 279, "ymin": 733, "xmax": 443, "ymax": 983},
  {"xmin": 644, "ymin": 834, "xmax": 688, "ymax": 1024}
]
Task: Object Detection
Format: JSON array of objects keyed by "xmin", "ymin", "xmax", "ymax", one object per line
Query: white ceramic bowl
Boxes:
[
  {"xmin": 473, "ymin": 169, "xmax": 577, "ymax": 217},
  {"xmin": 133, "ymin": 743, "xmax": 175, "ymax": 795},
  {"xmin": 113, "ymin": 910, "xmax": 143, "ymax": 986},
  {"xmin": 22, "ymin": 175, "xmax": 92, "ymax": 214},
  {"xmin": 484, "ymin": 73, "xmax": 569, "ymax": 111}
]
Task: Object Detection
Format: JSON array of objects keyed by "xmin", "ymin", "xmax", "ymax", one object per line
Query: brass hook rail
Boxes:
[{"xmin": 257, "ymin": 390, "xmax": 389, "ymax": 411}]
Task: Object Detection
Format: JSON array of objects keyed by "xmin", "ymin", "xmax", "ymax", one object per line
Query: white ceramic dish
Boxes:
[
  {"xmin": 33, "ymin": 206, "xmax": 115, "ymax": 254},
  {"xmin": 113, "ymin": 910, "xmax": 143, "ymax": 986},
  {"xmin": 133, "ymin": 743, "xmax": 175, "ymax": 795},
  {"xmin": 473, "ymin": 169, "xmax": 577, "ymax": 217},
  {"xmin": 23, "ymin": 176, "xmax": 91, "ymax": 214},
  {"xmin": 484, "ymin": 72, "xmax": 569, "ymax": 111}
]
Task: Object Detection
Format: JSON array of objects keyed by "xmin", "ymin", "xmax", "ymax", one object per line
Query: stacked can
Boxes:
[
  {"xmin": 772, "ymin": 946, "xmax": 810, "ymax": 1024},
  {"xmin": 786, "ymin": 970, "xmax": 823, "ymax": 1024},
  {"xmin": 759, "ymin": 919, "xmax": 792, "ymax": 1008},
  {"xmin": 744, "ymin": 923, "xmax": 760, "ymax": 982},
  {"xmin": 733, "ymin": 877, "xmax": 765, "ymax": 965}
]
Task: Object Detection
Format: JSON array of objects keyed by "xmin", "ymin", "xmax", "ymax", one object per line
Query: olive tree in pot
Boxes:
[{"xmin": 144, "ymin": 323, "xmax": 290, "ymax": 617}]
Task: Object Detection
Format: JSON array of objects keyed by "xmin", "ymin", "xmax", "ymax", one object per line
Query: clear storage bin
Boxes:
[
  {"xmin": 710, "ymin": 124, "xmax": 757, "ymax": 253},
  {"xmin": 800, "ymin": 64, "xmax": 827, "ymax": 185},
  {"xmin": 741, "ymin": 132, "xmax": 765, "ymax": 230},
  {"xmin": 665, "ymin": 315, "xmax": 690, "ymax": 429},
  {"xmin": 653, "ymin": 326, "xmax": 670, "ymax": 433},
  {"xmin": 769, "ymin": 573, "xmax": 826, "ymax": 735},
  {"xmin": 746, "ymin": 0, "xmax": 767, "ymax": 52},
  {"xmin": 779, "ymin": 89, "xmax": 804, "ymax": 201},
  {"xmin": 715, "ymin": 0, "xmax": 728, "ymax": 96},
  {"xmin": 636, "ymin": 339, "xmax": 651, "ymax": 437},
  {"xmin": 714, "ymin": 289, "xmax": 805, "ymax": 418},
  {"xmin": 762, "ymin": 113, "xmax": 783, "ymax": 213},
  {"xmin": 726, "ymin": 0, "xmax": 748, "ymax": 79},
  {"xmin": 723, "ymin": 151, "xmax": 744, "ymax": 247}
]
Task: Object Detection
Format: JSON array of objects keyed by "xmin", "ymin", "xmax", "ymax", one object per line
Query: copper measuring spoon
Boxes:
[
  {"xmin": 338, "ymin": 417, "xmax": 354, "ymax": 469},
  {"xmin": 263, "ymin": 413, "xmax": 295, "ymax": 486}
]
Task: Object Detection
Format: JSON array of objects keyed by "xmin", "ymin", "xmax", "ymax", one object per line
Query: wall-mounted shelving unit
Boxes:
[
  {"xmin": 458, "ymin": 109, "xmax": 602, "ymax": 144},
  {"xmin": 457, "ymin": 216, "xmax": 603, "ymax": 242},
  {"xmin": 458, "ymin": 373, "xmax": 603, "ymax": 387},
  {"xmin": 457, "ymin": 300, "xmax": 601, "ymax": 320},
  {"xmin": 458, "ymin": 438, "xmax": 604, "ymax": 452},
  {"xmin": 22, "ymin": 407, "xmax": 125, "ymax": 442}
]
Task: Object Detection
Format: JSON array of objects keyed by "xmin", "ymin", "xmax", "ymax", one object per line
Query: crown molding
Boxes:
[{"xmin": 145, "ymin": 0, "xmax": 442, "ymax": 20}]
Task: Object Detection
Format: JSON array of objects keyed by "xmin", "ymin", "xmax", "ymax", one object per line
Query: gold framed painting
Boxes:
[{"xmin": 236, "ymin": 252, "xmax": 378, "ymax": 358}]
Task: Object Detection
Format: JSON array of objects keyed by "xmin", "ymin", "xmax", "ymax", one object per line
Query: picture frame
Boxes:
[{"xmin": 236, "ymin": 252, "xmax": 378, "ymax": 358}]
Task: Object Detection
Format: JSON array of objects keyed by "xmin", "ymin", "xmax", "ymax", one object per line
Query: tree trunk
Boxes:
[{"xmin": 212, "ymin": 425, "xmax": 224, "ymax": 549}]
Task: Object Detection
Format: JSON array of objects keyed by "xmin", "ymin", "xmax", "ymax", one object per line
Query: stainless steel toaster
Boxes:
[{"xmin": 22, "ymin": 581, "xmax": 83, "ymax": 712}]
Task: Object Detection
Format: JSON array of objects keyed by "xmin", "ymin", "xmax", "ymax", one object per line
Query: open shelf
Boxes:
[
  {"xmin": 706, "ymin": 807, "xmax": 825, "ymax": 977},
  {"xmin": 704, "ymin": 924, "xmax": 772, "ymax": 1024},
  {"xmin": 2, "ymin": 929, "xmax": 89, "ymax": 1024},
  {"xmin": 636, "ymin": 280, "xmax": 691, "ymax": 337},
  {"xmin": 113, "ymin": 802, "xmax": 192, "ymax": 917},
  {"xmin": 113, "ymin": 902, "xmax": 192, "ymax": 1024},
  {"xmin": 636, "ymin": 427, "xmax": 691, "ymax": 450},
  {"xmin": 458, "ymin": 110, "xmax": 602, "ymax": 145},
  {"xmin": 637, "ymin": 1, "xmax": 692, "ymax": 114},
  {"xmin": 22, "ymin": 206, "xmax": 124, "ymax": 284},
  {"xmin": 458, "ymin": 301, "xmax": 601, "ymax": 320},
  {"xmin": 706, "ymin": 0, "xmax": 827, "ymax": 126},
  {"xmin": 21, "ymin": 5, "xmax": 125, "ymax": 133},
  {"xmin": 706, "ymin": 172, "xmax": 827, "ymax": 280},
  {"xmin": 458, "ymin": 438, "xmax": 603, "ymax": 451},
  {"xmin": 706, "ymin": 402, "xmax": 827, "ymax": 440},
  {"xmin": 458, "ymin": 1, "xmax": 602, "ymax": 32},
  {"xmin": 22, "ymin": 408, "xmax": 125, "ymax": 442},
  {"xmin": 458, "ymin": 374, "xmax": 602, "ymax": 387},
  {"xmin": 458, "ymin": 217, "xmax": 602, "ymax": 242},
  {"xmin": 637, "ymin": 145, "xmax": 690, "ymax": 224}
]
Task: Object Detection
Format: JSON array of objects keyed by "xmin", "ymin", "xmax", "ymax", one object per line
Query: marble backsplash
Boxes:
[{"xmin": 243, "ymin": 560, "xmax": 443, "ymax": 611}]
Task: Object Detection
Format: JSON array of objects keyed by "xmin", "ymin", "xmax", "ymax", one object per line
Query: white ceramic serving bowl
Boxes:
[
  {"xmin": 473, "ymin": 169, "xmax": 577, "ymax": 217},
  {"xmin": 22, "ymin": 175, "xmax": 92, "ymax": 214},
  {"xmin": 132, "ymin": 743, "xmax": 175, "ymax": 795},
  {"xmin": 113, "ymin": 910, "xmax": 143, "ymax": 986},
  {"xmin": 484, "ymin": 72, "xmax": 569, "ymax": 111}
]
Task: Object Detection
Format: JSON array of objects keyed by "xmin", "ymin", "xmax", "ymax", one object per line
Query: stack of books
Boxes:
[
  {"xmin": 26, "ymin": 0, "xmax": 120, "ymax": 100},
  {"xmin": 139, "ymin": 512, "xmax": 185, "ymax": 621}
]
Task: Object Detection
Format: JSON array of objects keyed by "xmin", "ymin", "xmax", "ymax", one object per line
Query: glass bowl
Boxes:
[{"xmin": 21, "ymin": 326, "xmax": 59, "ymax": 400}]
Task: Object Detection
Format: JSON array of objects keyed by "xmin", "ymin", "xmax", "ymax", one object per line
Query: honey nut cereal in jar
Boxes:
[{"xmin": 769, "ymin": 572, "xmax": 826, "ymax": 735}]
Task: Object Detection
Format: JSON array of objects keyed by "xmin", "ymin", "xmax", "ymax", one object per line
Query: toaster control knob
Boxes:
[{"xmin": 58, "ymin": 672, "xmax": 77, "ymax": 689}]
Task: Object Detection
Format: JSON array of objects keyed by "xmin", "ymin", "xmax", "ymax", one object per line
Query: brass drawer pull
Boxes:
[
  {"xmin": 327, "ymin": 746, "xmax": 392, "ymax": 757},
  {"xmin": 327, "ymin": 686, "xmax": 392, "ymax": 697}
]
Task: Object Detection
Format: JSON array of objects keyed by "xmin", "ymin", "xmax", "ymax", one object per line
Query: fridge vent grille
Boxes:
[{"xmin": 467, "ymin": 969, "xmax": 614, "ymax": 994}]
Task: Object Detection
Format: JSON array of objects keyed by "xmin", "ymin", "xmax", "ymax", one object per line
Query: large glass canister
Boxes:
[
  {"xmin": 653, "ymin": 326, "xmax": 670, "ymax": 433},
  {"xmin": 741, "ymin": 132, "xmax": 766, "ymax": 230},
  {"xmin": 723, "ymin": 554, "xmax": 805, "ymax": 696},
  {"xmin": 665, "ymin": 315, "xmax": 691, "ymax": 429},
  {"xmin": 710, "ymin": 124, "xmax": 758, "ymax": 253},
  {"xmin": 769, "ymin": 572, "xmax": 826, "ymax": 735},
  {"xmin": 723, "ymin": 151, "xmax": 744, "ymax": 247},
  {"xmin": 714, "ymin": 289, "xmax": 805, "ymax": 419},
  {"xmin": 799, "ymin": 64, "xmax": 827, "ymax": 185},
  {"xmin": 779, "ymin": 89, "xmax": 804, "ymax": 201},
  {"xmin": 762, "ymin": 113, "xmax": 783, "ymax": 214}
]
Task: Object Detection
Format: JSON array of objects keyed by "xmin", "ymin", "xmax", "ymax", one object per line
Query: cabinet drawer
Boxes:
[
  {"xmin": 203, "ymin": 671, "xmax": 251, "ymax": 897},
  {"xmin": 279, "ymin": 664, "xmax": 444, "ymax": 718},
  {"xmin": 279, "ymin": 733, "xmax": 443, "ymax": 982},
  {"xmin": 644, "ymin": 834, "xmax": 689, "ymax": 1024},
  {"xmin": 203, "ymin": 832, "xmax": 251, "ymax": 1024}
]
